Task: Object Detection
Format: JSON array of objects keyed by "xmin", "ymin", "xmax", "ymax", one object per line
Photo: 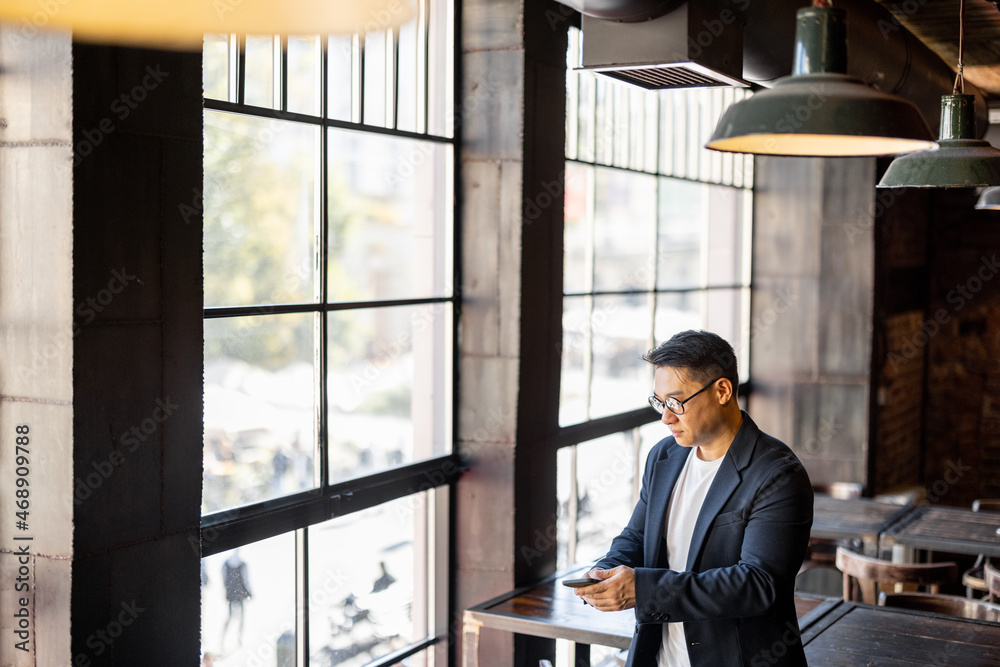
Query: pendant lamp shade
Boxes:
[
  {"xmin": 976, "ymin": 187, "xmax": 1000, "ymax": 210},
  {"xmin": 706, "ymin": 6, "xmax": 935, "ymax": 157},
  {"xmin": 877, "ymin": 95, "xmax": 1000, "ymax": 188},
  {"xmin": 0, "ymin": 0, "xmax": 413, "ymax": 49}
]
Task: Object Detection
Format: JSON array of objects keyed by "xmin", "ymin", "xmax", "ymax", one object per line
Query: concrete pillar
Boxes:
[
  {"xmin": 749, "ymin": 157, "xmax": 875, "ymax": 486},
  {"xmin": 0, "ymin": 27, "xmax": 74, "ymax": 667},
  {"xmin": 455, "ymin": 1, "xmax": 567, "ymax": 664},
  {"xmin": 70, "ymin": 44, "xmax": 203, "ymax": 665}
]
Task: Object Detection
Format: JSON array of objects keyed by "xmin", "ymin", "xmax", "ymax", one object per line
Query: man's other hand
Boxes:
[{"xmin": 575, "ymin": 566, "xmax": 635, "ymax": 611}]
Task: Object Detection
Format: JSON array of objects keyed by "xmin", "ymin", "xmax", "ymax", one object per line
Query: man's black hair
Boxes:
[{"xmin": 643, "ymin": 330, "xmax": 739, "ymax": 391}]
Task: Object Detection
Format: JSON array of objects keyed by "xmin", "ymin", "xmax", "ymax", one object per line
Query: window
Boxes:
[
  {"xmin": 556, "ymin": 26, "xmax": 754, "ymax": 592},
  {"xmin": 200, "ymin": 4, "xmax": 456, "ymax": 665}
]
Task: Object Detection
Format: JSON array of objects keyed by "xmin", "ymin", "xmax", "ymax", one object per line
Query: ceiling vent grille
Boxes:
[
  {"xmin": 587, "ymin": 63, "xmax": 746, "ymax": 90},
  {"xmin": 579, "ymin": 3, "xmax": 748, "ymax": 90}
]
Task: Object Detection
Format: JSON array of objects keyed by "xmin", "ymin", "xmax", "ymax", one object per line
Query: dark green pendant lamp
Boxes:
[
  {"xmin": 878, "ymin": 0, "xmax": 1000, "ymax": 188},
  {"xmin": 706, "ymin": 1, "xmax": 935, "ymax": 157}
]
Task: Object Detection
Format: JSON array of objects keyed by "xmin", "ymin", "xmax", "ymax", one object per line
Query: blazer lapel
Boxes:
[
  {"xmin": 645, "ymin": 447, "xmax": 690, "ymax": 568},
  {"xmin": 684, "ymin": 457, "xmax": 741, "ymax": 571},
  {"xmin": 684, "ymin": 412, "xmax": 760, "ymax": 571}
]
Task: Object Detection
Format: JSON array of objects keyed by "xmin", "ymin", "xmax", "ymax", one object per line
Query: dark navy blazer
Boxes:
[{"xmin": 595, "ymin": 412, "xmax": 813, "ymax": 667}]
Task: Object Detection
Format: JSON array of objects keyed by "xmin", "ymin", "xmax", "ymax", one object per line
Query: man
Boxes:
[{"xmin": 576, "ymin": 330, "xmax": 813, "ymax": 667}]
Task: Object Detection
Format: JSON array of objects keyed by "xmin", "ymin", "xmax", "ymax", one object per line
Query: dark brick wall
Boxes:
[
  {"xmin": 870, "ymin": 185, "xmax": 930, "ymax": 496},
  {"xmin": 922, "ymin": 189, "xmax": 1000, "ymax": 507},
  {"xmin": 71, "ymin": 43, "xmax": 203, "ymax": 666}
]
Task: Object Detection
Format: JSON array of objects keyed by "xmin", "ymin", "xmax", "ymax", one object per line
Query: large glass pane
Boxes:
[
  {"xmin": 204, "ymin": 34, "xmax": 230, "ymax": 101},
  {"xmin": 396, "ymin": 18, "xmax": 420, "ymax": 133},
  {"xmin": 201, "ymin": 534, "xmax": 296, "ymax": 665},
  {"xmin": 574, "ymin": 432, "xmax": 638, "ymax": 563},
  {"xmin": 556, "ymin": 445, "xmax": 575, "ymax": 569},
  {"xmin": 704, "ymin": 287, "xmax": 748, "ymax": 382},
  {"xmin": 428, "ymin": 0, "xmax": 455, "ymax": 137},
  {"xmin": 638, "ymin": 420, "xmax": 666, "ymax": 466},
  {"xmin": 288, "ymin": 35, "xmax": 321, "ymax": 116},
  {"xmin": 577, "ymin": 67, "xmax": 596, "ymax": 163},
  {"xmin": 593, "ymin": 168, "xmax": 656, "ymax": 292},
  {"xmin": 204, "ymin": 313, "xmax": 317, "ymax": 514},
  {"xmin": 589, "ymin": 294, "xmax": 652, "ymax": 420},
  {"xmin": 653, "ymin": 292, "xmax": 702, "ymax": 346},
  {"xmin": 328, "ymin": 128, "xmax": 452, "ymax": 303},
  {"xmin": 364, "ymin": 29, "xmax": 389, "ymax": 127},
  {"xmin": 308, "ymin": 494, "xmax": 429, "ymax": 665},
  {"xmin": 204, "ymin": 111, "xmax": 319, "ymax": 308},
  {"xmin": 328, "ymin": 34, "xmax": 355, "ymax": 122},
  {"xmin": 705, "ymin": 185, "xmax": 750, "ymax": 287},
  {"xmin": 657, "ymin": 178, "xmax": 703, "ymax": 290},
  {"xmin": 328, "ymin": 305, "xmax": 452, "ymax": 482},
  {"xmin": 244, "ymin": 35, "xmax": 277, "ymax": 108},
  {"xmin": 563, "ymin": 162, "xmax": 592, "ymax": 294},
  {"xmin": 560, "ymin": 295, "xmax": 592, "ymax": 426}
]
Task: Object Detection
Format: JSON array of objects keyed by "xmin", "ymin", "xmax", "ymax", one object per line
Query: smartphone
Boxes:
[{"xmin": 561, "ymin": 577, "xmax": 600, "ymax": 588}]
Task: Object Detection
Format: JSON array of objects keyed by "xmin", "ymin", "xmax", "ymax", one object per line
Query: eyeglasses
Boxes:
[{"xmin": 648, "ymin": 377, "xmax": 722, "ymax": 416}]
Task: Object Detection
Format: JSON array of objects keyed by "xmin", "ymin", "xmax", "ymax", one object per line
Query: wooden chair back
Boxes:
[
  {"xmin": 973, "ymin": 499, "xmax": 1000, "ymax": 514},
  {"xmin": 986, "ymin": 561, "xmax": 1000, "ymax": 602},
  {"xmin": 878, "ymin": 591, "xmax": 1000, "ymax": 622},
  {"xmin": 835, "ymin": 547, "xmax": 957, "ymax": 605},
  {"xmin": 812, "ymin": 482, "xmax": 864, "ymax": 500}
]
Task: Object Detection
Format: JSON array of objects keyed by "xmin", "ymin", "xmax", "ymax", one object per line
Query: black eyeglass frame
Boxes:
[{"xmin": 648, "ymin": 376, "xmax": 723, "ymax": 416}]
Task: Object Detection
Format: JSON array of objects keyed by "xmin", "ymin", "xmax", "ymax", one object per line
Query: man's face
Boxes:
[{"xmin": 652, "ymin": 366, "xmax": 725, "ymax": 449}]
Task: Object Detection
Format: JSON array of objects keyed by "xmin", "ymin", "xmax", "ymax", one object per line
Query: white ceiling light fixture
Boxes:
[{"xmin": 0, "ymin": 0, "xmax": 413, "ymax": 49}]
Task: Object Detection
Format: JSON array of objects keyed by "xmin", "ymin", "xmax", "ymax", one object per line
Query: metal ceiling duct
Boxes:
[
  {"xmin": 577, "ymin": 2, "xmax": 748, "ymax": 90},
  {"xmin": 554, "ymin": 0, "xmax": 686, "ymax": 22},
  {"xmin": 559, "ymin": 0, "xmax": 988, "ymax": 135}
]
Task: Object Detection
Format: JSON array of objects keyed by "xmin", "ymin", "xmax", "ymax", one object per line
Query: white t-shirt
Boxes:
[{"xmin": 657, "ymin": 449, "xmax": 726, "ymax": 667}]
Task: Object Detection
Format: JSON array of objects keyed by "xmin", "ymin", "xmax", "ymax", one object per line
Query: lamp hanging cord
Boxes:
[{"xmin": 954, "ymin": 0, "xmax": 965, "ymax": 94}]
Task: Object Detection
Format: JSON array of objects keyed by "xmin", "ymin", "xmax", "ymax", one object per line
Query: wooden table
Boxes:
[
  {"xmin": 811, "ymin": 495, "xmax": 914, "ymax": 556},
  {"xmin": 462, "ymin": 565, "xmax": 634, "ymax": 667},
  {"xmin": 802, "ymin": 600, "xmax": 1000, "ymax": 665},
  {"xmin": 462, "ymin": 565, "xmax": 840, "ymax": 667},
  {"xmin": 881, "ymin": 505, "xmax": 1000, "ymax": 558}
]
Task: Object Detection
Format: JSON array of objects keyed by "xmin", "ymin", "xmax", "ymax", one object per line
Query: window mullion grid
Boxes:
[
  {"xmin": 237, "ymin": 34, "xmax": 247, "ymax": 105},
  {"xmin": 418, "ymin": 0, "xmax": 429, "ymax": 134},
  {"xmin": 296, "ymin": 527, "xmax": 309, "ymax": 666},
  {"xmin": 391, "ymin": 26, "xmax": 401, "ymax": 130},
  {"xmin": 568, "ymin": 445, "xmax": 579, "ymax": 565},
  {"xmin": 583, "ymin": 165, "xmax": 596, "ymax": 421},
  {"xmin": 277, "ymin": 35, "xmax": 287, "ymax": 111},
  {"xmin": 318, "ymin": 36, "xmax": 330, "ymax": 499}
]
